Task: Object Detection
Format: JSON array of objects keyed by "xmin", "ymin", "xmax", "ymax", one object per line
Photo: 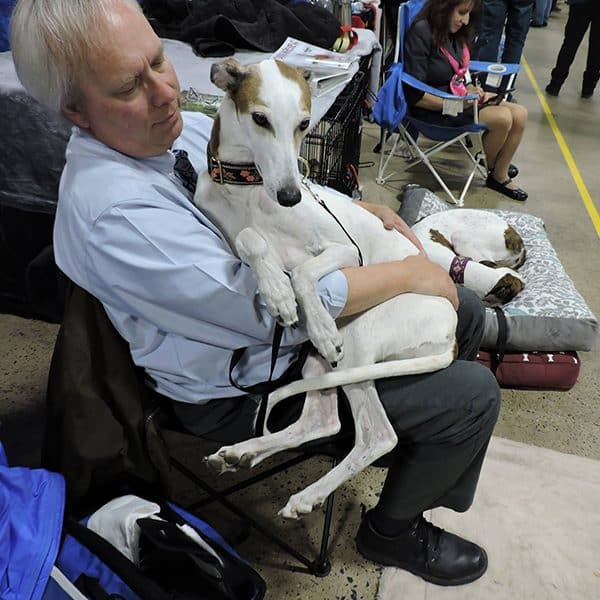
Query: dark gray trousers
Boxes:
[
  {"xmin": 174, "ymin": 287, "xmax": 500, "ymax": 520},
  {"xmin": 373, "ymin": 287, "xmax": 500, "ymax": 519}
]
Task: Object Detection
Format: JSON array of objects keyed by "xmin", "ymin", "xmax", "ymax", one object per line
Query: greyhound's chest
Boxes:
[{"xmin": 249, "ymin": 199, "xmax": 354, "ymax": 270}]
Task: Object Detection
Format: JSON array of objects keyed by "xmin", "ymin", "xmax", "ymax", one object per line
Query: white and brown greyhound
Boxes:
[{"xmin": 193, "ymin": 58, "xmax": 524, "ymax": 519}]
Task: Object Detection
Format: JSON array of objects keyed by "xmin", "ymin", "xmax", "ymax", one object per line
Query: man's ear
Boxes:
[{"xmin": 62, "ymin": 101, "xmax": 90, "ymax": 129}]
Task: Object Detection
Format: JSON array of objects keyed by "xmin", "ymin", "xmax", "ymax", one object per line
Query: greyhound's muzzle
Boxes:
[{"xmin": 277, "ymin": 188, "xmax": 302, "ymax": 207}]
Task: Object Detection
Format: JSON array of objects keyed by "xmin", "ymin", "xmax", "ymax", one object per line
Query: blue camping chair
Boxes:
[{"xmin": 374, "ymin": 0, "xmax": 520, "ymax": 206}]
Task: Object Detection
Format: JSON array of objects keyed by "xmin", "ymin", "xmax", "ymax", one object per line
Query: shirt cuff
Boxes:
[{"xmin": 317, "ymin": 269, "xmax": 348, "ymax": 319}]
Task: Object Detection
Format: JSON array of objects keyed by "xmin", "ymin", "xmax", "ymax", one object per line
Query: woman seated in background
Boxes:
[{"xmin": 404, "ymin": 0, "xmax": 529, "ymax": 201}]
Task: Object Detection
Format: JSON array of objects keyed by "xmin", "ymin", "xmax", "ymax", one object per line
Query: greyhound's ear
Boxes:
[{"xmin": 211, "ymin": 58, "xmax": 247, "ymax": 93}]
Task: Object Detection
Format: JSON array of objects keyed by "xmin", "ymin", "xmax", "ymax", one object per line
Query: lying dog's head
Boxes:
[{"xmin": 210, "ymin": 58, "xmax": 311, "ymax": 207}]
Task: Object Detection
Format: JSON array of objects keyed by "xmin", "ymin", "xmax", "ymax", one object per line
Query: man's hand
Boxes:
[
  {"xmin": 403, "ymin": 255, "xmax": 459, "ymax": 310},
  {"xmin": 356, "ymin": 200, "xmax": 427, "ymax": 255}
]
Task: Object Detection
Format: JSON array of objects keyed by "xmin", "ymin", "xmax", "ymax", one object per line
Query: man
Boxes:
[
  {"xmin": 11, "ymin": 0, "xmax": 500, "ymax": 587},
  {"xmin": 474, "ymin": 0, "xmax": 535, "ymax": 64}
]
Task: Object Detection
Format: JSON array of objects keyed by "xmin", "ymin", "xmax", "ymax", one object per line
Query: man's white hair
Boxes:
[{"xmin": 10, "ymin": 0, "xmax": 143, "ymax": 112}]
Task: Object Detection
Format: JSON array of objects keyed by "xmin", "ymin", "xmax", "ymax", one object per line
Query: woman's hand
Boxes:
[
  {"xmin": 356, "ymin": 200, "xmax": 427, "ymax": 255},
  {"xmin": 467, "ymin": 84, "xmax": 485, "ymax": 102},
  {"xmin": 480, "ymin": 91, "xmax": 498, "ymax": 105}
]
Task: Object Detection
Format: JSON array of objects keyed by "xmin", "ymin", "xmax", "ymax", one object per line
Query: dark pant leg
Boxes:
[
  {"xmin": 502, "ymin": 0, "xmax": 534, "ymax": 64},
  {"xmin": 552, "ymin": 5, "xmax": 591, "ymax": 83},
  {"xmin": 474, "ymin": 0, "xmax": 508, "ymax": 62},
  {"xmin": 371, "ymin": 287, "xmax": 500, "ymax": 520},
  {"xmin": 453, "ymin": 286, "xmax": 486, "ymax": 362},
  {"xmin": 584, "ymin": 4, "xmax": 600, "ymax": 86},
  {"xmin": 373, "ymin": 358, "xmax": 500, "ymax": 520}
]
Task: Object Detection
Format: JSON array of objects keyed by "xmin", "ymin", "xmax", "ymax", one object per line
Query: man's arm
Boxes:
[
  {"xmin": 356, "ymin": 200, "xmax": 426, "ymax": 254},
  {"xmin": 84, "ymin": 201, "xmax": 347, "ymax": 349},
  {"xmin": 339, "ymin": 255, "xmax": 459, "ymax": 317}
]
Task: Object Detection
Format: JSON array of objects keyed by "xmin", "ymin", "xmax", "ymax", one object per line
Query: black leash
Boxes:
[
  {"xmin": 303, "ymin": 182, "xmax": 364, "ymax": 267},
  {"xmin": 229, "ymin": 324, "xmax": 311, "ymax": 434},
  {"xmin": 492, "ymin": 306, "xmax": 508, "ymax": 375}
]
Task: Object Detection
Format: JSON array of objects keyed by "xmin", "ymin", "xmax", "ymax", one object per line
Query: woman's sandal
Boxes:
[{"xmin": 485, "ymin": 174, "xmax": 528, "ymax": 201}]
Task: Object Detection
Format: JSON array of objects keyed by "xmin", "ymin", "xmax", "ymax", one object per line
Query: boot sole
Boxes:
[{"xmin": 356, "ymin": 540, "xmax": 488, "ymax": 587}]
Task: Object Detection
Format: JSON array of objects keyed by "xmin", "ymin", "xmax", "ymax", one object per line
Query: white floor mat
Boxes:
[{"xmin": 377, "ymin": 436, "xmax": 600, "ymax": 600}]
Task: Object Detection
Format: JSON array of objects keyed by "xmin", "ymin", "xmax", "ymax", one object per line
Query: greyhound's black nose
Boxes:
[{"xmin": 277, "ymin": 188, "xmax": 301, "ymax": 207}]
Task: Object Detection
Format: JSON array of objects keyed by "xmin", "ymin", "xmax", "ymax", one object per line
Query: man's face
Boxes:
[{"xmin": 64, "ymin": 3, "xmax": 182, "ymax": 158}]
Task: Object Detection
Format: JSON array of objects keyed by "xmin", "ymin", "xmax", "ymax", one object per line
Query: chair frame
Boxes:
[
  {"xmin": 148, "ymin": 406, "xmax": 350, "ymax": 577},
  {"xmin": 375, "ymin": 0, "xmax": 519, "ymax": 206}
]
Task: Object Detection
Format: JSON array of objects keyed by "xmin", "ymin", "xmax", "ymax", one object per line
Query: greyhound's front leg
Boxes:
[
  {"xmin": 279, "ymin": 380, "xmax": 398, "ymax": 519},
  {"xmin": 419, "ymin": 238, "xmax": 524, "ymax": 304},
  {"xmin": 205, "ymin": 354, "xmax": 340, "ymax": 473},
  {"xmin": 291, "ymin": 244, "xmax": 359, "ymax": 365},
  {"xmin": 236, "ymin": 227, "xmax": 298, "ymax": 326}
]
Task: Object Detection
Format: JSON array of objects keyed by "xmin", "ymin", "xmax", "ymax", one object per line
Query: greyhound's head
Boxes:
[{"xmin": 210, "ymin": 58, "xmax": 312, "ymax": 207}]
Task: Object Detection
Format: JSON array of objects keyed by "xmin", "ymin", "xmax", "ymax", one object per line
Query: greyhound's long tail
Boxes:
[{"xmin": 266, "ymin": 348, "xmax": 454, "ymax": 411}]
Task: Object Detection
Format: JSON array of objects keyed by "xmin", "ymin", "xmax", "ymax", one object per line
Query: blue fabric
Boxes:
[
  {"xmin": 0, "ymin": 443, "xmax": 65, "ymax": 600},
  {"xmin": 407, "ymin": 116, "xmax": 486, "ymax": 141},
  {"xmin": 372, "ymin": 0, "xmax": 426, "ymax": 131},
  {"xmin": 373, "ymin": 63, "xmax": 407, "ymax": 131},
  {"xmin": 57, "ymin": 517, "xmax": 139, "ymax": 600},
  {"xmin": 533, "ymin": 0, "xmax": 553, "ymax": 24},
  {"xmin": 0, "ymin": 0, "xmax": 16, "ymax": 51},
  {"xmin": 55, "ymin": 502, "xmax": 259, "ymax": 600}
]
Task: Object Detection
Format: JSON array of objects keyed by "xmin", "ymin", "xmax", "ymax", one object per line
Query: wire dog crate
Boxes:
[{"xmin": 301, "ymin": 57, "xmax": 371, "ymax": 196}]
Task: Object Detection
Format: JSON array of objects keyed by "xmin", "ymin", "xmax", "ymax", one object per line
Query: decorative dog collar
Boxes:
[
  {"xmin": 207, "ymin": 149, "xmax": 263, "ymax": 185},
  {"xmin": 449, "ymin": 255, "xmax": 471, "ymax": 284}
]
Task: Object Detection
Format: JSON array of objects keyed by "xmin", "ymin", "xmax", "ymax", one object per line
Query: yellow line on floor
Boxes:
[{"xmin": 522, "ymin": 56, "xmax": 600, "ymax": 238}]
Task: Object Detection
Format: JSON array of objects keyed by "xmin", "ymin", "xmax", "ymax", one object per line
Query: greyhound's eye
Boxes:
[
  {"xmin": 252, "ymin": 112, "xmax": 269, "ymax": 128},
  {"xmin": 299, "ymin": 119, "xmax": 310, "ymax": 131}
]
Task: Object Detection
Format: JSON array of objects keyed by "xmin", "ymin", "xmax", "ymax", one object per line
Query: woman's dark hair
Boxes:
[{"xmin": 415, "ymin": 0, "xmax": 482, "ymax": 48}]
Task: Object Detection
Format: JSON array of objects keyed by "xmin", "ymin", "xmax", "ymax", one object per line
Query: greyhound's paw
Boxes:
[
  {"xmin": 306, "ymin": 313, "xmax": 344, "ymax": 365},
  {"xmin": 257, "ymin": 270, "xmax": 299, "ymax": 327},
  {"xmin": 279, "ymin": 491, "xmax": 326, "ymax": 520},
  {"xmin": 205, "ymin": 445, "xmax": 254, "ymax": 474},
  {"xmin": 483, "ymin": 268, "xmax": 525, "ymax": 305}
]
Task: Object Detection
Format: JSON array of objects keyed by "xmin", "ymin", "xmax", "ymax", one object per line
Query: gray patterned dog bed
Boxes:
[{"xmin": 399, "ymin": 187, "xmax": 598, "ymax": 352}]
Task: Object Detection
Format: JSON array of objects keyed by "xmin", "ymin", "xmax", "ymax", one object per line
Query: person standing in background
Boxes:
[
  {"xmin": 545, "ymin": 0, "xmax": 599, "ymax": 97},
  {"xmin": 531, "ymin": 0, "xmax": 552, "ymax": 27},
  {"xmin": 474, "ymin": 0, "xmax": 535, "ymax": 64}
]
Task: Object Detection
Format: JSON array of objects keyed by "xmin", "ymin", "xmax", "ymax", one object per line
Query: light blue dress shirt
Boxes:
[{"xmin": 54, "ymin": 112, "xmax": 348, "ymax": 404}]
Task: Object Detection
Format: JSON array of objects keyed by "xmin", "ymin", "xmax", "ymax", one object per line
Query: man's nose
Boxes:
[{"xmin": 149, "ymin": 74, "xmax": 177, "ymax": 107}]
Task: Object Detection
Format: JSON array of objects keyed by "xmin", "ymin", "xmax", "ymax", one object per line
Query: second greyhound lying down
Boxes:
[
  {"xmin": 413, "ymin": 209, "xmax": 525, "ymax": 306},
  {"xmin": 194, "ymin": 58, "xmax": 524, "ymax": 519}
]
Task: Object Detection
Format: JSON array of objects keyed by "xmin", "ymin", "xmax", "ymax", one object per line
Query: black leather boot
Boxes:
[
  {"xmin": 545, "ymin": 79, "xmax": 563, "ymax": 97},
  {"xmin": 581, "ymin": 71, "xmax": 599, "ymax": 99},
  {"xmin": 356, "ymin": 512, "xmax": 488, "ymax": 586}
]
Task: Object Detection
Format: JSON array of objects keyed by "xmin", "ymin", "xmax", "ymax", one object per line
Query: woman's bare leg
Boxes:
[
  {"xmin": 480, "ymin": 103, "xmax": 528, "ymax": 190},
  {"xmin": 491, "ymin": 102, "xmax": 528, "ymax": 181}
]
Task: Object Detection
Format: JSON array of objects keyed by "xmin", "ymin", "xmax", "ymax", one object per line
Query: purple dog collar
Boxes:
[{"xmin": 450, "ymin": 256, "xmax": 471, "ymax": 284}]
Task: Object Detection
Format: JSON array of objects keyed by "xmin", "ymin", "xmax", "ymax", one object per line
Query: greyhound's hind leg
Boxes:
[
  {"xmin": 205, "ymin": 354, "xmax": 341, "ymax": 473},
  {"xmin": 279, "ymin": 381, "xmax": 398, "ymax": 519}
]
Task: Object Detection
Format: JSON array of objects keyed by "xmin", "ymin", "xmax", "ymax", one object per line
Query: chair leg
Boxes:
[
  {"xmin": 402, "ymin": 129, "xmax": 460, "ymax": 205},
  {"xmin": 376, "ymin": 129, "xmax": 401, "ymax": 185},
  {"xmin": 311, "ymin": 456, "xmax": 339, "ymax": 577},
  {"xmin": 169, "ymin": 453, "xmax": 337, "ymax": 577}
]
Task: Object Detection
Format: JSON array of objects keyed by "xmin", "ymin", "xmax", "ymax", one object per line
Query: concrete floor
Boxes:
[{"xmin": 1, "ymin": 4, "xmax": 598, "ymax": 598}]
